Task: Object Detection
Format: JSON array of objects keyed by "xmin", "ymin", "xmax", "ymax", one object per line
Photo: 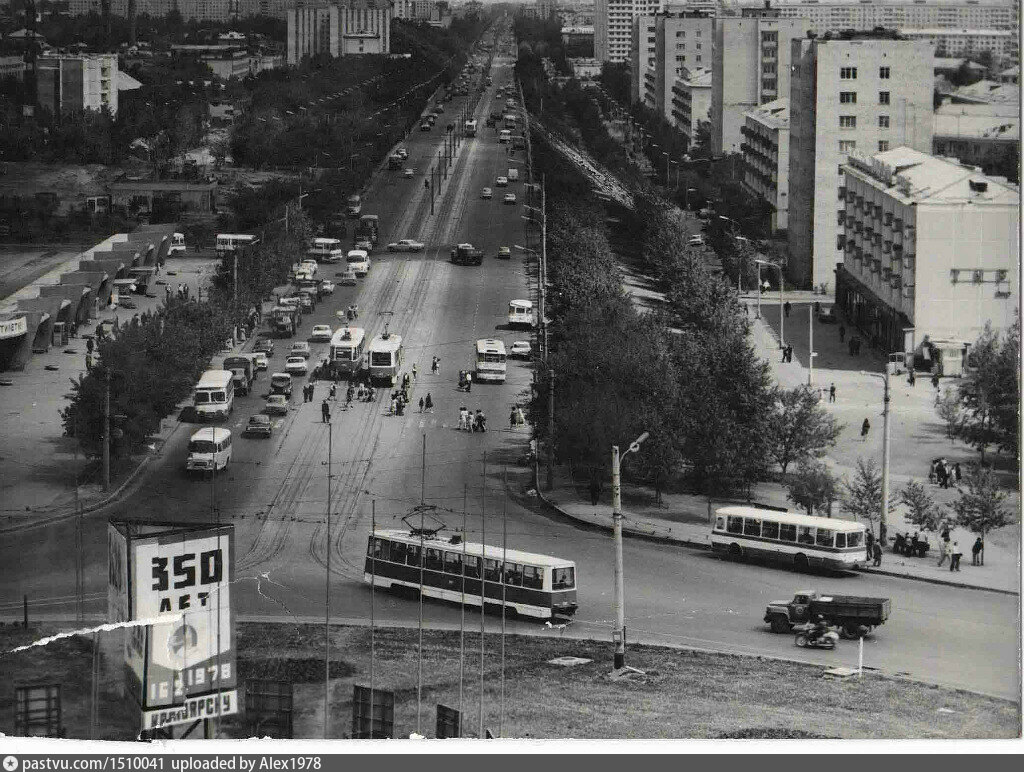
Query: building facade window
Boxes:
[
  {"xmin": 879, "ymin": 91, "xmax": 890, "ymax": 105},
  {"xmin": 840, "ymin": 67, "xmax": 857, "ymax": 79},
  {"xmin": 840, "ymin": 91, "xmax": 857, "ymax": 103},
  {"xmin": 879, "ymin": 66, "xmax": 890, "ymax": 79},
  {"xmin": 878, "ymin": 115, "xmax": 890, "ymax": 128},
  {"xmin": 840, "ymin": 115, "xmax": 856, "ymax": 128},
  {"xmin": 839, "ymin": 140, "xmax": 856, "ymax": 152},
  {"xmin": 878, "ymin": 140, "xmax": 890, "ymax": 151}
]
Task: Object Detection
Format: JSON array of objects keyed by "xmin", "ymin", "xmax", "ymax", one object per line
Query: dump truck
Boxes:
[
  {"xmin": 764, "ymin": 590, "xmax": 891, "ymax": 638},
  {"xmin": 450, "ymin": 243, "xmax": 483, "ymax": 266},
  {"xmin": 222, "ymin": 355, "xmax": 255, "ymax": 396}
]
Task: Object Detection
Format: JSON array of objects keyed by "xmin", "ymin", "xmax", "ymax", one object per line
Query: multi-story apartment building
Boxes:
[
  {"xmin": 740, "ymin": 97, "xmax": 789, "ymax": 230},
  {"xmin": 596, "ymin": 0, "xmax": 659, "ymax": 63},
  {"xmin": 787, "ymin": 33, "xmax": 934, "ymax": 290},
  {"xmin": 629, "ymin": 14, "xmax": 658, "ymax": 103},
  {"xmin": 651, "ymin": 11, "xmax": 714, "ymax": 120},
  {"xmin": 537, "ymin": 0, "xmax": 558, "ymax": 17},
  {"xmin": 837, "ymin": 146, "xmax": 1019, "ymax": 357},
  {"xmin": 710, "ymin": 12, "xmax": 810, "ymax": 155},
  {"xmin": 36, "ymin": 53, "xmax": 119, "ymax": 117},
  {"xmin": 287, "ymin": 1, "xmax": 390, "ymax": 63},
  {"xmin": 0, "ymin": 54, "xmax": 26, "ymax": 81},
  {"xmin": 670, "ymin": 66, "xmax": 712, "ymax": 146},
  {"xmin": 899, "ymin": 26, "xmax": 1016, "ymax": 59}
]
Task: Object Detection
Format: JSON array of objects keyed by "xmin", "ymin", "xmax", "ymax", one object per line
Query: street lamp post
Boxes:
[
  {"xmin": 661, "ymin": 151, "xmax": 669, "ymax": 187},
  {"xmin": 611, "ymin": 431, "xmax": 649, "ymax": 670},
  {"xmin": 863, "ymin": 369, "xmax": 892, "ymax": 545}
]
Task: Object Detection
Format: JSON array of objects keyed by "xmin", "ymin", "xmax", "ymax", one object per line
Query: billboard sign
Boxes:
[{"xmin": 108, "ymin": 521, "xmax": 235, "ymax": 719}]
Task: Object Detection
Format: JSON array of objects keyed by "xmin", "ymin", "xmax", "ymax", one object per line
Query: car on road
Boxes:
[
  {"xmin": 496, "ymin": 176, "xmax": 508, "ymax": 187},
  {"xmin": 310, "ymin": 325, "xmax": 333, "ymax": 342},
  {"xmin": 290, "ymin": 341, "xmax": 311, "ymax": 359},
  {"xmin": 285, "ymin": 356, "xmax": 308, "ymax": 375},
  {"xmin": 817, "ymin": 306, "xmax": 838, "ymax": 324},
  {"xmin": 403, "ymin": 168, "xmax": 415, "ymax": 179},
  {"xmin": 251, "ymin": 351, "xmax": 269, "ymax": 371},
  {"xmin": 244, "ymin": 414, "xmax": 273, "ymax": 438},
  {"xmin": 420, "ymin": 122, "xmax": 431, "ymax": 131},
  {"xmin": 320, "ymin": 280, "xmax": 335, "ymax": 294},
  {"xmin": 496, "ymin": 246, "xmax": 511, "ymax": 259},
  {"xmin": 510, "ymin": 341, "xmax": 532, "ymax": 359},
  {"xmin": 688, "ymin": 234, "xmax": 705, "ymax": 247},
  {"xmin": 354, "ymin": 238, "xmax": 373, "ymax": 252},
  {"xmin": 338, "ymin": 269, "xmax": 358, "ymax": 286},
  {"xmin": 396, "ymin": 147, "xmax": 409, "ymax": 160},
  {"xmin": 265, "ymin": 394, "xmax": 289, "ymax": 416},
  {"xmin": 503, "ymin": 193, "xmax": 517, "ymax": 205},
  {"xmin": 388, "ymin": 239, "xmax": 425, "ymax": 253},
  {"xmin": 481, "ymin": 187, "xmax": 493, "ymax": 199},
  {"xmin": 253, "ymin": 339, "xmax": 274, "ymax": 356}
]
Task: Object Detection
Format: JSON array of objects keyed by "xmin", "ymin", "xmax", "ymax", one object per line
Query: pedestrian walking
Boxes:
[
  {"xmin": 425, "ymin": 393, "xmax": 433, "ymax": 412},
  {"xmin": 860, "ymin": 418, "xmax": 870, "ymax": 440},
  {"xmin": 86, "ymin": 337, "xmax": 94, "ymax": 355},
  {"xmin": 420, "ymin": 397, "xmax": 425, "ymax": 413},
  {"xmin": 971, "ymin": 536, "xmax": 984, "ymax": 566},
  {"xmin": 838, "ymin": 324, "xmax": 846, "ymax": 343},
  {"xmin": 431, "ymin": 356, "xmax": 439, "ymax": 375},
  {"xmin": 390, "ymin": 397, "xmax": 398, "ymax": 415},
  {"xmin": 937, "ymin": 533, "xmax": 950, "ymax": 567},
  {"xmin": 301, "ymin": 384, "xmax": 308, "ymax": 403},
  {"xmin": 321, "ymin": 399, "xmax": 331, "ymax": 423},
  {"xmin": 412, "ymin": 363, "xmax": 418, "ymax": 380},
  {"xmin": 871, "ymin": 541, "xmax": 882, "ymax": 567},
  {"xmin": 510, "ymin": 409, "xmax": 517, "ymax": 429},
  {"xmin": 589, "ymin": 478, "xmax": 601, "ymax": 506},
  {"xmin": 954, "ymin": 462, "xmax": 962, "ymax": 485},
  {"xmin": 828, "ymin": 383, "xmax": 836, "ymax": 403},
  {"xmin": 908, "ymin": 369, "xmax": 916, "ymax": 386},
  {"xmin": 85, "ymin": 353, "xmax": 93, "ymax": 372},
  {"xmin": 515, "ymin": 406, "xmax": 525, "ymax": 426},
  {"xmin": 937, "ymin": 463, "xmax": 948, "ymax": 488},
  {"xmin": 950, "ymin": 542, "xmax": 963, "ymax": 572},
  {"xmin": 346, "ymin": 385, "xmax": 354, "ymax": 405},
  {"xmin": 931, "ymin": 372, "xmax": 940, "ymax": 389},
  {"xmin": 459, "ymin": 406, "xmax": 469, "ymax": 431},
  {"xmin": 865, "ymin": 530, "xmax": 874, "ymax": 561},
  {"xmin": 329, "ymin": 383, "xmax": 337, "ymax": 401},
  {"xmin": 783, "ymin": 301, "xmax": 791, "ymax": 318}
]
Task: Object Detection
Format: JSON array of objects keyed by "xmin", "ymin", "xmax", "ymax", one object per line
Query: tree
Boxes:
[
  {"xmin": 898, "ymin": 480, "xmax": 946, "ymax": 534},
  {"xmin": 842, "ymin": 458, "xmax": 897, "ymax": 540},
  {"xmin": 934, "ymin": 387, "xmax": 964, "ymax": 440},
  {"xmin": 768, "ymin": 386, "xmax": 843, "ymax": 474},
  {"xmin": 958, "ymin": 320, "xmax": 1019, "ymax": 461},
  {"xmin": 786, "ymin": 460, "xmax": 840, "ymax": 516},
  {"xmin": 951, "ymin": 464, "xmax": 1015, "ymax": 562}
]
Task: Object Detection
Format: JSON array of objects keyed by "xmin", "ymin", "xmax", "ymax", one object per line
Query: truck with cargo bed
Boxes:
[
  {"xmin": 450, "ymin": 243, "xmax": 483, "ymax": 266},
  {"xmin": 764, "ymin": 590, "xmax": 891, "ymax": 638},
  {"xmin": 222, "ymin": 355, "xmax": 255, "ymax": 396},
  {"xmin": 270, "ymin": 305, "xmax": 300, "ymax": 337}
]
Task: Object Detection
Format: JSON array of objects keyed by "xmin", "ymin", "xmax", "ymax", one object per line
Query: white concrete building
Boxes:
[
  {"xmin": 652, "ymin": 11, "xmax": 714, "ymax": 121},
  {"xmin": 287, "ymin": 2, "xmax": 340, "ymax": 64},
  {"xmin": 710, "ymin": 13, "xmax": 810, "ymax": 155},
  {"xmin": 596, "ymin": 0, "xmax": 659, "ymax": 63},
  {"xmin": 899, "ymin": 27, "xmax": 1016, "ymax": 60},
  {"xmin": 36, "ymin": 53, "xmax": 119, "ymax": 117},
  {"xmin": 338, "ymin": 2, "xmax": 392, "ymax": 54},
  {"xmin": 287, "ymin": 1, "xmax": 391, "ymax": 64},
  {"xmin": 630, "ymin": 14, "xmax": 659, "ymax": 103},
  {"xmin": 787, "ymin": 33, "xmax": 934, "ymax": 290},
  {"xmin": 670, "ymin": 66, "xmax": 712, "ymax": 147},
  {"xmin": 741, "ymin": 97, "xmax": 789, "ymax": 230},
  {"xmin": 836, "ymin": 146, "xmax": 1019, "ymax": 356}
]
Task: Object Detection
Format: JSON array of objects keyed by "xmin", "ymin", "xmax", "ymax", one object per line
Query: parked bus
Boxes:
[
  {"xmin": 169, "ymin": 232, "xmax": 186, "ymax": 254},
  {"xmin": 308, "ymin": 237, "xmax": 345, "ymax": 264},
  {"xmin": 367, "ymin": 331, "xmax": 403, "ymax": 385},
  {"xmin": 364, "ymin": 529, "xmax": 578, "ymax": 620},
  {"xmin": 330, "ymin": 326, "xmax": 367, "ymax": 379},
  {"xmin": 215, "ymin": 233, "xmax": 258, "ymax": 257},
  {"xmin": 474, "ymin": 338, "xmax": 507, "ymax": 383},
  {"xmin": 711, "ymin": 506, "xmax": 867, "ymax": 572},
  {"xmin": 508, "ymin": 299, "xmax": 534, "ymax": 328},
  {"xmin": 193, "ymin": 370, "xmax": 234, "ymax": 421}
]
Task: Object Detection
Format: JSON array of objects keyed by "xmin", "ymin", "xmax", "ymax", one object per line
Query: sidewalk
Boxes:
[
  {"xmin": 537, "ymin": 470, "xmax": 1019, "ymax": 595},
  {"xmin": 0, "ymin": 255, "xmax": 222, "ymax": 528}
]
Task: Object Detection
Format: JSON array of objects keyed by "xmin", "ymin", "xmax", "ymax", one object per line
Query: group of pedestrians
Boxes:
[
  {"xmin": 509, "ymin": 406, "xmax": 526, "ymax": 429},
  {"xmin": 458, "ymin": 406, "xmax": 487, "ymax": 432},
  {"xmin": 929, "ymin": 458, "xmax": 961, "ymax": 488},
  {"xmin": 301, "ymin": 382, "xmax": 317, "ymax": 403}
]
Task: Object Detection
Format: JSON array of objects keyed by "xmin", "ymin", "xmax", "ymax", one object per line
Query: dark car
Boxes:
[
  {"xmin": 253, "ymin": 339, "xmax": 275, "ymax": 356},
  {"xmin": 245, "ymin": 414, "xmax": 273, "ymax": 438},
  {"xmin": 817, "ymin": 306, "xmax": 838, "ymax": 324}
]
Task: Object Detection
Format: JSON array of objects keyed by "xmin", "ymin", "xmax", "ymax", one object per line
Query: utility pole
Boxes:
[
  {"xmin": 369, "ymin": 499, "xmax": 375, "ymax": 739},
  {"xmin": 416, "ymin": 435, "xmax": 426, "ymax": 737},
  {"xmin": 478, "ymin": 452, "xmax": 486, "ymax": 739},
  {"xmin": 880, "ymin": 369, "xmax": 891, "ymax": 546},
  {"xmin": 540, "ymin": 178, "xmax": 548, "ymax": 362},
  {"xmin": 500, "ymin": 467, "xmax": 507, "ymax": 738},
  {"xmin": 611, "ymin": 445, "xmax": 625, "ymax": 670},
  {"xmin": 546, "ymin": 369, "xmax": 554, "ymax": 491},
  {"xmin": 102, "ymin": 368, "xmax": 110, "ymax": 492},
  {"xmin": 755, "ymin": 262, "xmax": 762, "ymax": 319},
  {"xmin": 324, "ymin": 416, "xmax": 332, "ymax": 739},
  {"xmin": 779, "ymin": 268, "xmax": 786, "ymax": 351},
  {"xmin": 808, "ymin": 306, "xmax": 815, "ymax": 386},
  {"xmin": 459, "ymin": 483, "xmax": 467, "ymax": 736}
]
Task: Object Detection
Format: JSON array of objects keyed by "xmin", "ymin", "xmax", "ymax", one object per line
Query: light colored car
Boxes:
[
  {"xmin": 496, "ymin": 176, "xmax": 508, "ymax": 187},
  {"xmin": 290, "ymin": 341, "xmax": 311, "ymax": 359},
  {"xmin": 320, "ymin": 280, "xmax": 335, "ymax": 294},
  {"xmin": 245, "ymin": 414, "xmax": 273, "ymax": 438},
  {"xmin": 285, "ymin": 356, "xmax": 309, "ymax": 375},
  {"xmin": 420, "ymin": 122, "xmax": 431, "ymax": 131},
  {"xmin": 688, "ymin": 234, "xmax": 705, "ymax": 246},
  {"xmin": 354, "ymin": 237, "xmax": 373, "ymax": 252},
  {"xmin": 496, "ymin": 246, "xmax": 511, "ymax": 259},
  {"xmin": 388, "ymin": 239, "xmax": 425, "ymax": 252},
  {"xmin": 338, "ymin": 269, "xmax": 358, "ymax": 286},
  {"xmin": 503, "ymin": 193, "xmax": 517, "ymax": 205},
  {"xmin": 510, "ymin": 341, "xmax": 532, "ymax": 359},
  {"xmin": 251, "ymin": 351, "xmax": 269, "ymax": 371},
  {"xmin": 310, "ymin": 325, "xmax": 333, "ymax": 342},
  {"xmin": 253, "ymin": 339, "xmax": 274, "ymax": 355},
  {"xmin": 403, "ymin": 168, "xmax": 415, "ymax": 179},
  {"xmin": 265, "ymin": 394, "xmax": 289, "ymax": 416},
  {"xmin": 481, "ymin": 187, "xmax": 493, "ymax": 199},
  {"xmin": 396, "ymin": 147, "xmax": 409, "ymax": 159}
]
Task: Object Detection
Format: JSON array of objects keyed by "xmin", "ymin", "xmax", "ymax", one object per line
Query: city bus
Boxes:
[
  {"xmin": 329, "ymin": 326, "xmax": 366, "ymax": 379},
  {"xmin": 508, "ymin": 299, "xmax": 534, "ymax": 328},
  {"xmin": 364, "ymin": 529, "xmax": 578, "ymax": 620},
  {"xmin": 367, "ymin": 331, "xmax": 403, "ymax": 385},
  {"xmin": 710, "ymin": 506, "xmax": 867, "ymax": 572},
  {"xmin": 308, "ymin": 237, "xmax": 345, "ymax": 264},
  {"xmin": 215, "ymin": 233, "xmax": 258, "ymax": 257},
  {"xmin": 474, "ymin": 338, "xmax": 507, "ymax": 383}
]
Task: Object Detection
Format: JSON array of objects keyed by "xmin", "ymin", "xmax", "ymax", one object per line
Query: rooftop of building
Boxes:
[
  {"xmin": 947, "ymin": 79, "xmax": 1020, "ymax": 104},
  {"xmin": 745, "ymin": 97, "xmax": 790, "ymax": 129},
  {"xmin": 812, "ymin": 27, "xmax": 910, "ymax": 41},
  {"xmin": 933, "ymin": 57, "xmax": 987, "ymax": 72},
  {"xmin": 933, "ymin": 112, "xmax": 1019, "ymax": 141},
  {"xmin": 846, "ymin": 146, "xmax": 1019, "ymax": 206},
  {"xmin": 560, "ymin": 25, "xmax": 595, "ymax": 33},
  {"xmin": 936, "ymin": 99, "xmax": 1018, "ymax": 117},
  {"xmin": 900, "ymin": 27, "xmax": 1015, "ymax": 36},
  {"xmin": 736, "ymin": 0, "xmax": 1015, "ymax": 7},
  {"xmin": 676, "ymin": 67, "xmax": 713, "ymax": 87}
]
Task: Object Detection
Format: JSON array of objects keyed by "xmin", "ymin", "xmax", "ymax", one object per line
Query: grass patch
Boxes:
[{"xmin": 1, "ymin": 622, "xmax": 1018, "ymax": 740}]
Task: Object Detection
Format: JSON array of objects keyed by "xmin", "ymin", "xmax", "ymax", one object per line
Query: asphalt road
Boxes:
[{"xmin": 0, "ymin": 54, "xmax": 1019, "ymax": 704}]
